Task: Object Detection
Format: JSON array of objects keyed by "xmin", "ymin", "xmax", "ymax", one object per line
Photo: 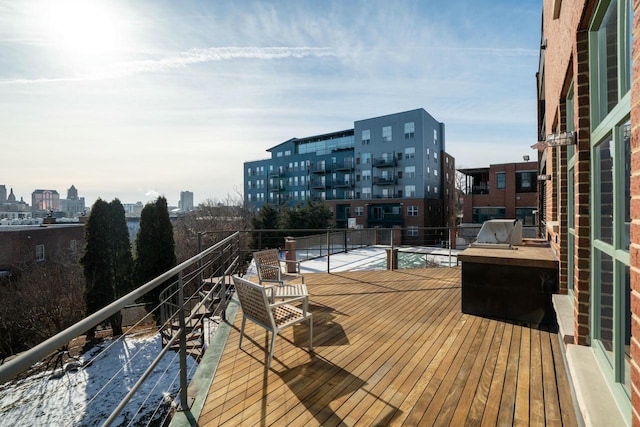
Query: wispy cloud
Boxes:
[{"xmin": 0, "ymin": 46, "xmax": 338, "ymax": 85}]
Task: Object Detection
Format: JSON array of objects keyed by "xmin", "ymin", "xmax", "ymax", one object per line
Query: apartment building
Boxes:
[
  {"xmin": 458, "ymin": 161, "xmax": 538, "ymax": 226},
  {"xmin": 244, "ymin": 109, "xmax": 456, "ymax": 236},
  {"xmin": 537, "ymin": 0, "xmax": 637, "ymax": 423}
]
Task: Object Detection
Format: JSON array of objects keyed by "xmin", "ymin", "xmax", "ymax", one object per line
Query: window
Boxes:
[
  {"xmin": 515, "ymin": 208, "xmax": 536, "ymax": 226},
  {"xmin": 362, "ymin": 170, "xmax": 371, "ymax": 181},
  {"xmin": 355, "ymin": 206, "xmax": 364, "ymax": 216},
  {"xmin": 404, "ymin": 147, "xmax": 415, "ymax": 159},
  {"xmin": 405, "ymin": 166, "xmax": 416, "ymax": 179},
  {"xmin": 405, "ymin": 185, "xmax": 416, "ymax": 197},
  {"xmin": 434, "ymin": 129, "xmax": 438, "ymax": 144},
  {"xmin": 407, "ymin": 226, "xmax": 419, "ymax": 237},
  {"xmin": 382, "ymin": 126, "xmax": 392, "ymax": 142},
  {"xmin": 362, "ymin": 187, "xmax": 372, "ymax": 199},
  {"xmin": 284, "ymin": 150, "xmax": 291, "ymax": 156},
  {"xmin": 427, "ymin": 148, "xmax": 430, "ymax": 159},
  {"xmin": 362, "ymin": 129, "xmax": 370, "ymax": 144},
  {"xmin": 434, "ymin": 169, "xmax": 438, "ymax": 177},
  {"xmin": 362, "ymin": 152, "xmax": 371, "ymax": 164},
  {"xmin": 407, "ymin": 206, "xmax": 418, "ymax": 216},
  {"xmin": 404, "ymin": 122, "xmax": 415, "ymax": 139},
  {"xmin": 35, "ymin": 244, "xmax": 45, "ymax": 262},
  {"xmin": 434, "ymin": 186, "xmax": 438, "ymax": 194},
  {"xmin": 472, "ymin": 207, "xmax": 506, "ymax": 223},
  {"xmin": 277, "ymin": 152, "xmax": 283, "ymax": 157},
  {"xmin": 516, "ymin": 171, "xmax": 537, "ymax": 192},
  {"xmin": 434, "ymin": 152, "xmax": 438, "ymax": 160},
  {"xmin": 496, "ymin": 172, "xmax": 506, "ymax": 189},
  {"xmin": 589, "ymin": 0, "xmax": 633, "ymax": 401}
]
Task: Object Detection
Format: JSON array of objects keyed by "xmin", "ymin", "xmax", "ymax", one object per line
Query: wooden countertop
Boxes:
[{"xmin": 458, "ymin": 244, "xmax": 558, "ymax": 270}]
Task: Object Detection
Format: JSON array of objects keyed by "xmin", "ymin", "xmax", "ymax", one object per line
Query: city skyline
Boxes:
[{"xmin": 0, "ymin": 1, "xmax": 541, "ymax": 207}]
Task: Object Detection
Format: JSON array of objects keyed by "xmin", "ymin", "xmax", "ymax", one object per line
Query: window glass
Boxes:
[
  {"xmin": 623, "ymin": 120, "xmax": 631, "ymax": 250},
  {"xmin": 496, "ymin": 172, "xmax": 506, "ymax": 189},
  {"xmin": 382, "ymin": 126, "xmax": 392, "ymax": 142},
  {"xmin": 597, "ymin": 135, "xmax": 614, "ymax": 244},
  {"xmin": 404, "ymin": 122, "xmax": 415, "ymax": 139},
  {"xmin": 516, "ymin": 171, "xmax": 537, "ymax": 193},
  {"xmin": 362, "ymin": 129, "xmax": 370, "ymax": 144}
]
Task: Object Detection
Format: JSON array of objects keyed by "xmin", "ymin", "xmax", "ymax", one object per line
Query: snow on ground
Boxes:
[{"xmin": 0, "ymin": 333, "xmax": 197, "ymax": 427}]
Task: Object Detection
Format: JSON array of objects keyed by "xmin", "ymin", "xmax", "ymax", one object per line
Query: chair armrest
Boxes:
[
  {"xmin": 270, "ymin": 295, "xmax": 309, "ymax": 313},
  {"xmin": 258, "ymin": 263, "xmax": 284, "ymax": 280}
]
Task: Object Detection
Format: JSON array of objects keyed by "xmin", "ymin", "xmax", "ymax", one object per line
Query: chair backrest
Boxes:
[
  {"xmin": 232, "ymin": 275, "xmax": 272, "ymax": 329},
  {"xmin": 253, "ymin": 249, "xmax": 282, "ymax": 282}
]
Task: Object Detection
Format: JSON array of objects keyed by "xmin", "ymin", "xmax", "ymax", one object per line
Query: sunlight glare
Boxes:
[{"xmin": 41, "ymin": 0, "xmax": 120, "ymax": 55}]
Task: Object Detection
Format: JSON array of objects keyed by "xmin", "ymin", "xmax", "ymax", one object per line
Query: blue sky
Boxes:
[{"xmin": 0, "ymin": 0, "xmax": 541, "ymax": 207}]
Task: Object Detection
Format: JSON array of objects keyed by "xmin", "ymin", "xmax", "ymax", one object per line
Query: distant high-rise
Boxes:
[
  {"xmin": 67, "ymin": 185, "xmax": 78, "ymax": 200},
  {"xmin": 180, "ymin": 191, "xmax": 194, "ymax": 212},
  {"xmin": 0, "ymin": 185, "xmax": 6, "ymax": 202},
  {"xmin": 32, "ymin": 189, "xmax": 60, "ymax": 212}
]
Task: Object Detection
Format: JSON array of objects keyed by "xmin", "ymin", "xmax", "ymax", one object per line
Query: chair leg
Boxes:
[
  {"xmin": 267, "ymin": 331, "xmax": 277, "ymax": 369},
  {"xmin": 239, "ymin": 316, "xmax": 246, "ymax": 349},
  {"xmin": 308, "ymin": 317, "xmax": 313, "ymax": 352}
]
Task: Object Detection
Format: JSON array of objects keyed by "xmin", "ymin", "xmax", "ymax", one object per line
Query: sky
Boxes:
[{"xmin": 0, "ymin": 0, "xmax": 542, "ymax": 207}]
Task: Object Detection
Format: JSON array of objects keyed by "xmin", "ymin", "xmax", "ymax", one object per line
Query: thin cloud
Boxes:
[{"xmin": 0, "ymin": 46, "xmax": 338, "ymax": 85}]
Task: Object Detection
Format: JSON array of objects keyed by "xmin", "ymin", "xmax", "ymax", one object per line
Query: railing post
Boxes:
[
  {"xmin": 177, "ymin": 271, "xmax": 188, "ymax": 410},
  {"xmin": 326, "ymin": 229, "xmax": 330, "ymax": 273},
  {"xmin": 221, "ymin": 242, "xmax": 227, "ymax": 321},
  {"xmin": 448, "ymin": 227, "xmax": 452, "ymax": 268}
]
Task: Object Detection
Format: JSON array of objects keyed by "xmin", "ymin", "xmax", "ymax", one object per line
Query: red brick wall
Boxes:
[{"xmin": 630, "ymin": 0, "xmax": 640, "ymax": 423}]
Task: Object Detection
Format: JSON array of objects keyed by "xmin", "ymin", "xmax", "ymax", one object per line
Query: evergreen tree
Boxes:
[
  {"xmin": 250, "ymin": 204, "xmax": 281, "ymax": 249},
  {"xmin": 107, "ymin": 199, "xmax": 134, "ymax": 335},
  {"xmin": 134, "ymin": 196, "xmax": 177, "ymax": 317},
  {"xmin": 81, "ymin": 198, "xmax": 134, "ymax": 341}
]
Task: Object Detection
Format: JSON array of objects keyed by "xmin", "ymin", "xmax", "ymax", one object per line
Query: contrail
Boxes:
[{"xmin": 0, "ymin": 47, "xmax": 338, "ymax": 85}]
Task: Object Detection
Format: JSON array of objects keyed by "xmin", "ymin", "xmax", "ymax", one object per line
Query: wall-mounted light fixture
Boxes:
[
  {"xmin": 537, "ymin": 174, "xmax": 552, "ymax": 181},
  {"xmin": 546, "ymin": 131, "xmax": 576, "ymax": 147},
  {"xmin": 523, "ymin": 155, "xmax": 530, "ymax": 161}
]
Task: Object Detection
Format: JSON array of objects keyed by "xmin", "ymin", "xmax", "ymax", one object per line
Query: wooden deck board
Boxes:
[{"xmin": 196, "ymin": 268, "xmax": 577, "ymax": 426}]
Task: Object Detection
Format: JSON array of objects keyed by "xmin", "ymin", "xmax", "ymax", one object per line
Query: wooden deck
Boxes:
[{"xmin": 198, "ymin": 268, "xmax": 577, "ymax": 426}]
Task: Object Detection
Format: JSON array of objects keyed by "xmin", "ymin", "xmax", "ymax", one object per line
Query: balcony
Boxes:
[
  {"xmin": 309, "ymin": 164, "xmax": 329, "ymax": 174},
  {"xmin": 332, "ymin": 159, "xmax": 355, "ymax": 171},
  {"xmin": 373, "ymin": 157, "xmax": 397, "ymax": 168},
  {"xmin": 373, "ymin": 176, "xmax": 397, "ymax": 186},
  {"xmin": 309, "ymin": 179, "xmax": 329, "ymax": 190},
  {"xmin": 373, "ymin": 192, "xmax": 400, "ymax": 199},
  {"xmin": 332, "ymin": 179, "xmax": 354, "ymax": 188},
  {"xmin": 193, "ymin": 269, "xmax": 577, "ymax": 426}
]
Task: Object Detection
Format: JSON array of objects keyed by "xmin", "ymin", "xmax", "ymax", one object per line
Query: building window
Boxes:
[
  {"xmin": 496, "ymin": 172, "xmax": 506, "ymax": 189},
  {"xmin": 404, "ymin": 147, "xmax": 415, "ymax": 159},
  {"xmin": 362, "ymin": 187, "xmax": 371, "ymax": 199},
  {"xmin": 516, "ymin": 171, "xmax": 537, "ymax": 192},
  {"xmin": 362, "ymin": 153, "xmax": 371, "ymax": 164},
  {"xmin": 362, "ymin": 170, "xmax": 371, "ymax": 181},
  {"xmin": 407, "ymin": 226, "xmax": 419, "ymax": 237},
  {"xmin": 382, "ymin": 126, "xmax": 392, "ymax": 142},
  {"xmin": 35, "ymin": 244, "xmax": 45, "ymax": 262},
  {"xmin": 362, "ymin": 129, "xmax": 370, "ymax": 144},
  {"xmin": 472, "ymin": 207, "xmax": 506, "ymax": 223},
  {"xmin": 355, "ymin": 206, "xmax": 364, "ymax": 216},
  {"xmin": 407, "ymin": 206, "xmax": 418, "ymax": 216},
  {"xmin": 405, "ymin": 185, "xmax": 416, "ymax": 197},
  {"xmin": 405, "ymin": 166, "xmax": 416, "ymax": 179},
  {"xmin": 277, "ymin": 152, "xmax": 283, "ymax": 157},
  {"xmin": 589, "ymin": 0, "xmax": 632, "ymax": 399},
  {"xmin": 404, "ymin": 122, "xmax": 415, "ymax": 139}
]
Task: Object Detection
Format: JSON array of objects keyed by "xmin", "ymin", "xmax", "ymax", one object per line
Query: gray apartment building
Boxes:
[{"xmin": 244, "ymin": 109, "xmax": 456, "ymax": 236}]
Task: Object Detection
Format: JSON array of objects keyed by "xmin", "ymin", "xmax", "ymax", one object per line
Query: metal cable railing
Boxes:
[{"xmin": 0, "ymin": 232, "xmax": 241, "ymax": 426}]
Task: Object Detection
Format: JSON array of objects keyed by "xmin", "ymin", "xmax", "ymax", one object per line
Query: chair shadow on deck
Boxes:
[{"xmin": 277, "ymin": 356, "xmax": 402, "ymax": 426}]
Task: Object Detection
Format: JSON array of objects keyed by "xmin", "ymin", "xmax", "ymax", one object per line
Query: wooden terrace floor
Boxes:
[{"xmin": 198, "ymin": 268, "xmax": 577, "ymax": 426}]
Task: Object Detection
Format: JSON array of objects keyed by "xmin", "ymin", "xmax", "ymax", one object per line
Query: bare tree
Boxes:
[{"xmin": 0, "ymin": 258, "xmax": 85, "ymax": 359}]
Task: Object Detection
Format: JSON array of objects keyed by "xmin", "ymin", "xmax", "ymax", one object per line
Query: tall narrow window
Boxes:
[
  {"xmin": 404, "ymin": 122, "xmax": 415, "ymax": 139},
  {"xmin": 382, "ymin": 126, "xmax": 392, "ymax": 142}
]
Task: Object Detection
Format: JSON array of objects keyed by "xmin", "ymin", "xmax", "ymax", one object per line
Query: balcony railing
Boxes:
[
  {"xmin": 373, "ymin": 157, "xmax": 397, "ymax": 168},
  {"xmin": 373, "ymin": 176, "xmax": 397, "ymax": 185}
]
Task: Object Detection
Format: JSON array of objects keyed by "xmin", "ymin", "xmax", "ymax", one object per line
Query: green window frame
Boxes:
[{"xmin": 589, "ymin": 0, "xmax": 633, "ymax": 416}]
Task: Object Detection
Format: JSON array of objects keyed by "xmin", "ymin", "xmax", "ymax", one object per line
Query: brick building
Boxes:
[
  {"xmin": 536, "ymin": 0, "xmax": 637, "ymax": 423},
  {"xmin": 458, "ymin": 161, "xmax": 538, "ymax": 226},
  {"xmin": 0, "ymin": 223, "xmax": 84, "ymax": 276}
]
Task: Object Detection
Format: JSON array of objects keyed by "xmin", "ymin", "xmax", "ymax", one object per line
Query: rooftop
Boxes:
[{"xmin": 174, "ymin": 268, "xmax": 578, "ymax": 426}]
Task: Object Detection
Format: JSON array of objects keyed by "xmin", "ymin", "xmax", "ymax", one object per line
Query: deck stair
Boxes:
[{"xmin": 159, "ymin": 276, "xmax": 234, "ymax": 360}]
